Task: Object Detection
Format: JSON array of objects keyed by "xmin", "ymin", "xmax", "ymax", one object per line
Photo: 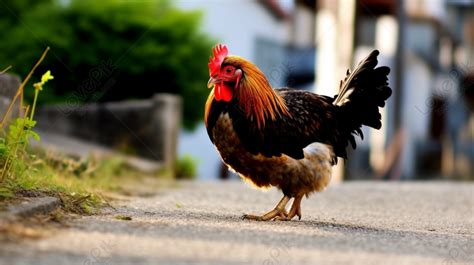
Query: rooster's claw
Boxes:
[{"xmin": 242, "ymin": 195, "xmax": 303, "ymax": 221}]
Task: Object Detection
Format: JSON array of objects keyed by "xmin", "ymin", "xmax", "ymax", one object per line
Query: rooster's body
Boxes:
[{"xmin": 205, "ymin": 45, "xmax": 391, "ymax": 221}]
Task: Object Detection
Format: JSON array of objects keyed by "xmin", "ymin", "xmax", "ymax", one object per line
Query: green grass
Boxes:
[
  {"xmin": 176, "ymin": 154, "xmax": 198, "ymax": 180},
  {"xmin": 1, "ymin": 149, "xmax": 158, "ymax": 214},
  {"xmin": 0, "ymin": 48, "xmax": 166, "ymax": 215}
]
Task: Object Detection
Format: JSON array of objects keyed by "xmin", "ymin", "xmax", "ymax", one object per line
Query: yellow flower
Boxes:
[
  {"xmin": 41, "ymin": 70, "xmax": 54, "ymax": 83},
  {"xmin": 34, "ymin": 70, "xmax": 54, "ymax": 91}
]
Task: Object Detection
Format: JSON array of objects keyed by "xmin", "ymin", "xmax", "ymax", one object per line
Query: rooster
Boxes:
[{"xmin": 205, "ymin": 44, "xmax": 391, "ymax": 221}]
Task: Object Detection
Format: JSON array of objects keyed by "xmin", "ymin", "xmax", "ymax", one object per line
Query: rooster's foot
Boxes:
[
  {"xmin": 242, "ymin": 195, "xmax": 290, "ymax": 221},
  {"xmin": 275, "ymin": 195, "xmax": 303, "ymax": 221}
]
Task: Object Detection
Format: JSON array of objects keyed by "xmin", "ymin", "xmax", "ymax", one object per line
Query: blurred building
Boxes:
[
  {"xmin": 314, "ymin": 0, "xmax": 473, "ymax": 179},
  {"xmin": 178, "ymin": 0, "xmax": 473, "ymax": 180}
]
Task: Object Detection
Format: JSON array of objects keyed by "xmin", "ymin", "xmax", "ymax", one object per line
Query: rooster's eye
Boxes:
[{"xmin": 226, "ymin": 68, "xmax": 232, "ymax": 73}]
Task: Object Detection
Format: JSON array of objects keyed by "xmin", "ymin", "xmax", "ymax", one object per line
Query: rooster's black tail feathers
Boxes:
[{"xmin": 333, "ymin": 50, "xmax": 392, "ymax": 159}]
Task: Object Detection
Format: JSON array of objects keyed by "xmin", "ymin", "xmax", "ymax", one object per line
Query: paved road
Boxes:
[{"xmin": 1, "ymin": 181, "xmax": 473, "ymax": 265}]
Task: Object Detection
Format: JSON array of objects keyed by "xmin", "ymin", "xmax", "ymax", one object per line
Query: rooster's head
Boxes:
[
  {"xmin": 206, "ymin": 44, "xmax": 289, "ymax": 128},
  {"xmin": 207, "ymin": 44, "xmax": 243, "ymax": 102}
]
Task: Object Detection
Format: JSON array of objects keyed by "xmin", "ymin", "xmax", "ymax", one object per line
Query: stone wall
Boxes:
[
  {"xmin": 36, "ymin": 94, "xmax": 182, "ymax": 174},
  {"xmin": 0, "ymin": 73, "xmax": 21, "ymax": 120}
]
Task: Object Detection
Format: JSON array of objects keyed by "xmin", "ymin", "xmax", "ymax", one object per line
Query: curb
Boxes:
[{"xmin": 1, "ymin": 196, "xmax": 61, "ymax": 220}]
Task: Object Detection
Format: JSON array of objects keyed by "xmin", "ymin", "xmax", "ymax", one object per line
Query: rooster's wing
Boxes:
[{"xmin": 228, "ymin": 88, "xmax": 340, "ymax": 162}]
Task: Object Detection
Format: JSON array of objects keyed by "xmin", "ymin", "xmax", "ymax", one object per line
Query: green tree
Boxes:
[{"xmin": 0, "ymin": 0, "xmax": 213, "ymax": 129}]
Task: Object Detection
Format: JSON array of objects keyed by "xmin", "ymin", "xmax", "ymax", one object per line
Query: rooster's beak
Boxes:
[{"xmin": 207, "ymin": 77, "xmax": 221, "ymax": 88}]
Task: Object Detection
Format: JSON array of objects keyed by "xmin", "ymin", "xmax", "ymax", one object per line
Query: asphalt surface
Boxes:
[{"xmin": 1, "ymin": 181, "xmax": 473, "ymax": 265}]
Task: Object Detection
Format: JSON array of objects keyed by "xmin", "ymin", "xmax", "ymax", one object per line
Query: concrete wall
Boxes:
[{"xmin": 36, "ymin": 94, "xmax": 181, "ymax": 173}]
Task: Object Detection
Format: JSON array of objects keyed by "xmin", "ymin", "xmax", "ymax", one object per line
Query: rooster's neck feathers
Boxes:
[
  {"xmin": 204, "ymin": 92, "xmax": 214, "ymax": 127},
  {"xmin": 237, "ymin": 59, "xmax": 290, "ymax": 128}
]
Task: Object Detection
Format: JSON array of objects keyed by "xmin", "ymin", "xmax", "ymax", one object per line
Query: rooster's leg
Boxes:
[
  {"xmin": 242, "ymin": 195, "xmax": 290, "ymax": 221},
  {"xmin": 276, "ymin": 195, "xmax": 303, "ymax": 221}
]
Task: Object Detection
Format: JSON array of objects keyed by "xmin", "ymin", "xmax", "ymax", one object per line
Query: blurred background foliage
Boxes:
[{"xmin": 0, "ymin": 0, "xmax": 213, "ymax": 129}]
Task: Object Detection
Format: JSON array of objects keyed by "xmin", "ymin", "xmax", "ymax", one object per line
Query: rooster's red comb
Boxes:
[{"xmin": 208, "ymin": 44, "xmax": 228, "ymax": 77}]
